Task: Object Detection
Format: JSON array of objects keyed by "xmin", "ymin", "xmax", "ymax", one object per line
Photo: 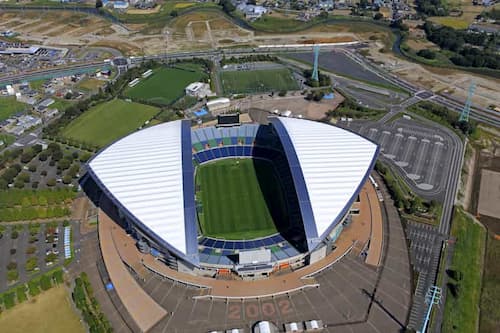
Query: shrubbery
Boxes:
[{"xmin": 73, "ymin": 273, "xmax": 113, "ymax": 333}]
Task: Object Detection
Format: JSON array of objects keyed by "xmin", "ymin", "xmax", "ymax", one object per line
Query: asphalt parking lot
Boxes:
[
  {"xmin": 342, "ymin": 118, "xmax": 454, "ymax": 200},
  {"xmin": 0, "ymin": 221, "xmax": 70, "ymax": 292}
]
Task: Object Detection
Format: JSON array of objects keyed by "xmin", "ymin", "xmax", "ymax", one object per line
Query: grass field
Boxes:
[
  {"xmin": 76, "ymin": 78, "xmax": 105, "ymax": 91},
  {"xmin": 0, "ymin": 97, "xmax": 26, "ymax": 121},
  {"xmin": 124, "ymin": 64, "xmax": 207, "ymax": 105},
  {"xmin": 196, "ymin": 158, "xmax": 286, "ymax": 240},
  {"xmin": 0, "ymin": 286, "xmax": 85, "ymax": 333},
  {"xmin": 479, "ymin": 233, "xmax": 500, "ymax": 332},
  {"xmin": 220, "ymin": 68, "xmax": 299, "ymax": 94},
  {"xmin": 442, "ymin": 207, "xmax": 485, "ymax": 333},
  {"xmin": 61, "ymin": 99, "xmax": 159, "ymax": 147}
]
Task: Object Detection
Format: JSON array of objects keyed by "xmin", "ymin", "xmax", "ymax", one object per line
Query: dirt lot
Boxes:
[
  {"xmin": 363, "ymin": 42, "xmax": 500, "ymax": 109},
  {"xmin": 478, "ymin": 169, "xmax": 500, "ymax": 219},
  {"xmin": 232, "ymin": 92, "xmax": 343, "ymax": 120}
]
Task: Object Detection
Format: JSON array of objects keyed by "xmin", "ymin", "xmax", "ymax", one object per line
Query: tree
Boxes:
[
  {"xmin": 417, "ymin": 49, "xmax": 436, "ymax": 59},
  {"xmin": 170, "ymin": 10, "xmax": 178, "ymax": 17},
  {"xmin": 96, "ymin": 0, "xmax": 103, "ymax": 8},
  {"xmin": 46, "ymin": 178, "xmax": 56, "ymax": 187},
  {"xmin": 219, "ymin": 0, "xmax": 235, "ymax": 13},
  {"xmin": 374, "ymin": 12, "xmax": 383, "ymax": 20},
  {"xmin": 63, "ymin": 174, "xmax": 73, "ymax": 184}
]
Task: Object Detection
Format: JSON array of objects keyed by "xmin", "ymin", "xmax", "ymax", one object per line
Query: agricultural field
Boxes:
[
  {"xmin": 61, "ymin": 99, "xmax": 159, "ymax": 147},
  {"xmin": 124, "ymin": 64, "xmax": 207, "ymax": 105},
  {"xmin": 220, "ymin": 68, "xmax": 299, "ymax": 94},
  {"xmin": 0, "ymin": 97, "xmax": 27, "ymax": 122},
  {"xmin": 442, "ymin": 208, "xmax": 486, "ymax": 333},
  {"xmin": 196, "ymin": 158, "xmax": 286, "ymax": 240},
  {"xmin": 0, "ymin": 286, "xmax": 85, "ymax": 333}
]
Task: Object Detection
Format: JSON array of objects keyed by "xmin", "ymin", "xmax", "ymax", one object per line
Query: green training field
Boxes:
[
  {"xmin": 124, "ymin": 64, "xmax": 207, "ymax": 105},
  {"xmin": 442, "ymin": 207, "xmax": 486, "ymax": 333},
  {"xmin": 220, "ymin": 68, "xmax": 299, "ymax": 94},
  {"xmin": 0, "ymin": 97, "xmax": 26, "ymax": 122},
  {"xmin": 61, "ymin": 99, "xmax": 158, "ymax": 148},
  {"xmin": 196, "ymin": 158, "xmax": 287, "ymax": 240}
]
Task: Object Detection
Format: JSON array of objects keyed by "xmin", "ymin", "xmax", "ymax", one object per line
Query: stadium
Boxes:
[{"xmin": 82, "ymin": 116, "xmax": 379, "ymax": 279}]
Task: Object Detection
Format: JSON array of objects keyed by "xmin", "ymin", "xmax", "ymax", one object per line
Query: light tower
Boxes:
[
  {"xmin": 419, "ymin": 286, "xmax": 442, "ymax": 333},
  {"xmin": 459, "ymin": 81, "xmax": 476, "ymax": 123},
  {"xmin": 312, "ymin": 45, "xmax": 320, "ymax": 82}
]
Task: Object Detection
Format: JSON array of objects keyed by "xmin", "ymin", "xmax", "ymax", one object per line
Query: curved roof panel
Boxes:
[
  {"xmin": 88, "ymin": 120, "xmax": 190, "ymax": 256},
  {"xmin": 271, "ymin": 117, "xmax": 379, "ymax": 241}
]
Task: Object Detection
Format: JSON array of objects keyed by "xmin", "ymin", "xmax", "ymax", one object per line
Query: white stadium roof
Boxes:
[
  {"xmin": 273, "ymin": 117, "xmax": 378, "ymax": 240},
  {"xmin": 88, "ymin": 120, "xmax": 189, "ymax": 255}
]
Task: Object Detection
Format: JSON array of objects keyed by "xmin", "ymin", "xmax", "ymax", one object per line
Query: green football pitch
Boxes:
[
  {"xmin": 220, "ymin": 68, "xmax": 299, "ymax": 94},
  {"xmin": 124, "ymin": 64, "xmax": 207, "ymax": 105},
  {"xmin": 195, "ymin": 158, "xmax": 287, "ymax": 240},
  {"xmin": 61, "ymin": 99, "xmax": 159, "ymax": 148}
]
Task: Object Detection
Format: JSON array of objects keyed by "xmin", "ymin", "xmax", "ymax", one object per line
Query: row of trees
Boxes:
[
  {"xmin": 410, "ymin": 101, "xmax": 476, "ymax": 135},
  {"xmin": 0, "ymin": 188, "xmax": 75, "ymax": 209},
  {"xmin": 423, "ymin": 22, "xmax": 500, "ymax": 70},
  {"xmin": 0, "ymin": 268, "xmax": 64, "ymax": 311},
  {"xmin": 220, "ymin": 54, "xmax": 279, "ymax": 66},
  {"xmin": 73, "ymin": 272, "xmax": 113, "ymax": 333}
]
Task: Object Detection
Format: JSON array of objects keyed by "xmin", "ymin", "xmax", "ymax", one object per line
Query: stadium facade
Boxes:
[{"xmin": 82, "ymin": 117, "xmax": 379, "ymax": 278}]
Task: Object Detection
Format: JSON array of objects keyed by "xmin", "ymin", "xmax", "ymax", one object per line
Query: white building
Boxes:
[
  {"xmin": 206, "ymin": 97, "xmax": 231, "ymax": 114},
  {"xmin": 185, "ymin": 82, "xmax": 215, "ymax": 99}
]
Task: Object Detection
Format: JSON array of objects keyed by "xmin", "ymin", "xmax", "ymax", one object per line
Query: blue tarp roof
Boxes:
[{"xmin": 194, "ymin": 108, "xmax": 208, "ymax": 117}]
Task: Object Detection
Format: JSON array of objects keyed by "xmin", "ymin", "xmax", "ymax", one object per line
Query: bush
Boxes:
[
  {"xmin": 53, "ymin": 269, "xmax": 64, "ymax": 284},
  {"xmin": 3, "ymin": 292, "xmax": 16, "ymax": 309},
  {"xmin": 25, "ymin": 257, "xmax": 38, "ymax": 272},
  {"xmin": 62, "ymin": 175, "xmax": 72, "ymax": 184},
  {"xmin": 26, "ymin": 246, "xmax": 36, "ymax": 254},
  {"xmin": 7, "ymin": 269, "xmax": 19, "ymax": 282},
  {"xmin": 28, "ymin": 164, "xmax": 37, "ymax": 172},
  {"xmin": 16, "ymin": 285, "xmax": 27, "ymax": 303},
  {"xmin": 11, "ymin": 230, "xmax": 19, "ymax": 239},
  {"xmin": 6, "ymin": 262, "xmax": 17, "ymax": 270},
  {"xmin": 417, "ymin": 49, "xmax": 436, "ymax": 60},
  {"xmin": 278, "ymin": 90, "xmax": 287, "ymax": 97},
  {"xmin": 28, "ymin": 279, "xmax": 41, "ymax": 297},
  {"xmin": 46, "ymin": 178, "xmax": 56, "ymax": 187},
  {"xmin": 40, "ymin": 275, "xmax": 52, "ymax": 291}
]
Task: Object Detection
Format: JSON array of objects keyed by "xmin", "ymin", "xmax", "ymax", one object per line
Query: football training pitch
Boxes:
[
  {"xmin": 220, "ymin": 68, "xmax": 299, "ymax": 94},
  {"xmin": 61, "ymin": 99, "xmax": 158, "ymax": 147},
  {"xmin": 124, "ymin": 64, "xmax": 207, "ymax": 105},
  {"xmin": 196, "ymin": 158, "xmax": 287, "ymax": 240}
]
